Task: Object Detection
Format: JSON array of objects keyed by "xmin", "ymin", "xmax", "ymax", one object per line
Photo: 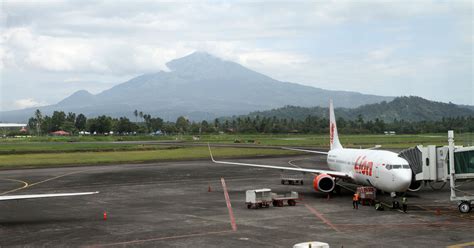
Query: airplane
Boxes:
[{"xmin": 208, "ymin": 100, "xmax": 412, "ymax": 199}]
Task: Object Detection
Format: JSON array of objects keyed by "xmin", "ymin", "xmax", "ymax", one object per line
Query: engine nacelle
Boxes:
[
  {"xmin": 408, "ymin": 179, "xmax": 422, "ymax": 192},
  {"xmin": 313, "ymin": 174, "xmax": 335, "ymax": 193}
]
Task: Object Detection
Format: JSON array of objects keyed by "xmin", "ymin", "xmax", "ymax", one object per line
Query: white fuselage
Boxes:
[{"xmin": 327, "ymin": 148, "xmax": 412, "ymax": 192}]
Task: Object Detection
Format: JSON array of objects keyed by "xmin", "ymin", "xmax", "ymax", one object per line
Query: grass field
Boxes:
[
  {"xmin": 4, "ymin": 133, "xmax": 474, "ymax": 147},
  {"xmin": 1, "ymin": 133, "xmax": 472, "ymax": 168},
  {"xmin": 0, "ymin": 146, "xmax": 300, "ymax": 168},
  {"xmin": 0, "ymin": 143, "xmax": 173, "ymax": 155}
]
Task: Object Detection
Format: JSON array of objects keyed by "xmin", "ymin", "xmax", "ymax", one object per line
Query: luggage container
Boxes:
[
  {"xmin": 271, "ymin": 191, "xmax": 299, "ymax": 207},
  {"xmin": 281, "ymin": 172, "xmax": 304, "ymax": 185},
  {"xmin": 245, "ymin": 189, "xmax": 272, "ymax": 209},
  {"xmin": 356, "ymin": 186, "xmax": 376, "ymax": 206}
]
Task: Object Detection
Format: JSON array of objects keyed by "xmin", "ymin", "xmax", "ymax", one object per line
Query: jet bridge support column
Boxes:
[{"xmin": 448, "ymin": 130, "xmax": 456, "ymax": 201}]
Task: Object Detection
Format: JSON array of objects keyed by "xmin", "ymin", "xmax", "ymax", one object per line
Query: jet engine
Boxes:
[
  {"xmin": 313, "ymin": 174, "xmax": 335, "ymax": 193},
  {"xmin": 408, "ymin": 179, "xmax": 422, "ymax": 192}
]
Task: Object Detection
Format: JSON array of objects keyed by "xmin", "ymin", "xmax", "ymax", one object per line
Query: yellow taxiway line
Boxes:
[
  {"xmin": 447, "ymin": 241, "xmax": 474, "ymax": 248},
  {"xmin": 0, "ymin": 169, "xmax": 90, "ymax": 195}
]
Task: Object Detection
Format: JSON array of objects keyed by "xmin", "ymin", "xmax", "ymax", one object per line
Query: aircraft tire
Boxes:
[{"xmin": 459, "ymin": 202, "xmax": 471, "ymax": 213}]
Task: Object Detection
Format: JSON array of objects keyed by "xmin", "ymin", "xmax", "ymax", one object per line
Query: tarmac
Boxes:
[{"xmin": 0, "ymin": 154, "xmax": 473, "ymax": 247}]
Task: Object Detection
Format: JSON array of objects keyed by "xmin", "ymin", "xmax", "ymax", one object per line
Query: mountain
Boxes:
[
  {"xmin": 242, "ymin": 96, "xmax": 474, "ymax": 122},
  {"xmin": 1, "ymin": 52, "xmax": 394, "ymax": 122}
]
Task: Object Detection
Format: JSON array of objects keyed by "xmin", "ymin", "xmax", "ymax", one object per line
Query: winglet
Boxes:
[{"xmin": 208, "ymin": 143, "xmax": 216, "ymax": 162}]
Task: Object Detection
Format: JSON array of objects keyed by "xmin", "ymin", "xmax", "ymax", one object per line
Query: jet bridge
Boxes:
[{"xmin": 399, "ymin": 131, "xmax": 474, "ymax": 213}]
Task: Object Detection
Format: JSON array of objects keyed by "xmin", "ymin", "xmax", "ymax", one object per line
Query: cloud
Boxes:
[
  {"xmin": 0, "ymin": 0, "xmax": 472, "ymax": 108},
  {"xmin": 13, "ymin": 98, "xmax": 47, "ymax": 109},
  {"xmin": 368, "ymin": 47, "xmax": 395, "ymax": 60}
]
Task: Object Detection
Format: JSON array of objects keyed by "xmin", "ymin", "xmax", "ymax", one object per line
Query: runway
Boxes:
[{"xmin": 0, "ymin": 155, "xmax": 472, "ymax": 247}]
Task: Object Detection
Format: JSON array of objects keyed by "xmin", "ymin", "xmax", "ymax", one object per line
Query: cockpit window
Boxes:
[{"xmin": 386, "ymin": 164, "xmax": 410, "ymax": 170}]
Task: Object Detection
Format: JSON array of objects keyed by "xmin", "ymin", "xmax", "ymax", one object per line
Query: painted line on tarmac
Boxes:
[
  {"xmin": 288, "ymin": 159, "xmax": 304, "ymax": 169},
  {"xmin": 334, "ymin": 222, "xmax": 471, "ymax": 228},
  {"xmin": 88, "ymin": 230, "xmax": 234, "ymax": 247},
  {"xmin": 221, "ymin": 177, "xmax": 238, "ymax": 232},
  {"xmin": 0, "ymin": 178, "xmax": 29, "ymax": 195},
  {"xmin": 416, "ymin": 205, "xmax": 474, "ymax": 221},
  {"xmin": 304, "ymin": 203, "xmax": 340, "ymax": 232},
  {"xmin": 0, "ymin": 169, "xmax": 93, "ymax": 195},
  {"xmin": 27, "ymin": 170, "xmax": 89, "ymax": 188},
  {"xmin": 447, "ymin": 241, "xmax": 474, "ymax": 248}
]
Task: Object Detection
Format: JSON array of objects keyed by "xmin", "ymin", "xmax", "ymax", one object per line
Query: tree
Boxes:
[
  {"xmin": 75, "ymin": 114, "xmax": 87, "ymax": 131},
  {"xmin": 40, "ymin": 116, "xmax": 52, "ymax": 134},
  {"xmin": 28, "ymin": 117, "xmax": 37, "ymax": 135},
  {"xmin": 61, "ymin": 121, "xmax": 76, "ymax": 133},
  {"xmin": 143, "ymin": 114, "xmax": 152, "ymax": 132},
  {"xmin": 116, "ymin": 117, "xmax": 134, "ymax": 134},
  {"xmin": 139, "ymin": 111, "xmax": 144, "ymax": 121},
  {"xmin": 96, "ymin": 115, "xmax": 112, "ymax": 134},
  {"xmin": 148, "ymin": 117, "xmax": 163, "ymax": 133},
  {"xmin": 356, "ymin": 114, "xmax": 364, "ymax": 133},
  {"xmin": 200, "ymin": 120, "xmax": 210, "ymax": 133},
  {"xmin": 51, "ymin": 111, "xmax": 66, "ymax": 131},
  {"xmin": 86, "ymin": 116, "xmax": 112, "ymax": 134},
  {"xmin": 34, "ymin": 109, "xmax": 43, "ymax": 135},
  {"xmin": 176, "ymin": 116, "xmax": 189, "ymax": 133},
  {"xmin": 66, "ymin": 112, "xmax": 76, "ymax": 123},
  {"xmin": 214, "ymin": 118, "xmax": 220, "ymax": 130},
  {"xmin": 133, "ymin": 110, "xmax": 138, "ymax": 123}
]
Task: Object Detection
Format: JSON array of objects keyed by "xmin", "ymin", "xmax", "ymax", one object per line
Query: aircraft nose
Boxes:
[{"xmin": 397, "ymin": 171, "xmax": 412, "ymax": 191}]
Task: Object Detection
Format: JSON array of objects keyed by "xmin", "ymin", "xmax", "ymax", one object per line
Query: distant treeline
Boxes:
[{"xmin": 18, "ymin": 109, "xmax": 474, "ymax": 136}]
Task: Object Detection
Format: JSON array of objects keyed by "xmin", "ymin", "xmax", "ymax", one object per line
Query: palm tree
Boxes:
[
  {"xmin": 34, "ymin": 109, "xmax": 42, "ymax": 135},
  {"xmin": 133, "ymin": 110, "xmax": 138, "ymax": 123},
  {"xmin": 139, "ymin": 111, "xmax": 144, "ymax": 121}
]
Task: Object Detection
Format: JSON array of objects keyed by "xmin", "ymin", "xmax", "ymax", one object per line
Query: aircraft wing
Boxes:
[
  {"xmin": 208, "ymin": 144, "xmax": 348, "ymax": 178},
  {"xmin": 0, "ymin": 191, "xmax": 99, "ymax": 201},
  {"xmin": 281, "ymin": 147, "xmax": 328, "ymax": 155}
]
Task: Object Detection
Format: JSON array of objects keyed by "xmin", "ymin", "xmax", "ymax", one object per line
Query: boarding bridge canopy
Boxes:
[{"xmin": 454, "ymin": 149, "xmax": 474, "ymax": 174}]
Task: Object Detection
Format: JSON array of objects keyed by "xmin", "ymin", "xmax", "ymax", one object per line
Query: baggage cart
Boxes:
[
  {"xmin": 281, "ymin": 172, "xmax": 304, "ymax": 185},
  {"xmin": 271, "ymin": 191, "xmax": 299, "ymax": 207},
  {"xmin": 245, "ymin": 189, "xmax": 272, "ymax": 209},
  {"xmin": 356, "ymin": 186, "xmax": 376, "ymax": 206}
]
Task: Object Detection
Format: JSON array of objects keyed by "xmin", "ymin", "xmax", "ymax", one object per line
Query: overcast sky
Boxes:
[{"xmin": 1, "ymin": 0, "xmax": 472, "ymax": 111}]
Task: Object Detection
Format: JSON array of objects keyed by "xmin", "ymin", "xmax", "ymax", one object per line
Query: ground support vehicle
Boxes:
[
  {"xmin": 271, "ymin": 191, "xmax": 299, "ymax": 207},
  {"xmin": 246, "ymin": 189, "xmax": 272, "ymax": 209},
  {"xmin": 280, "ymin": 173, "xmax": 304, "ymax": 185},
  {"xmin": 356, "ymin": 186, "xmax": 376, "ymax": 206}
]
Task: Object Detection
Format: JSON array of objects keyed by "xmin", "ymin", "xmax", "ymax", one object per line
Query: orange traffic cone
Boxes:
[{"xmin": 103, "ymin": 211, "xmax": 107, "ymax": 220}]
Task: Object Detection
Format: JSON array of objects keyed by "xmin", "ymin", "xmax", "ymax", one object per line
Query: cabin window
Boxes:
[
  {"xmin": 426, "ymin": 158, "xmax": 430, "ymax": 166},
  {"xmin": 403, "ymin": 164, "xmax": 410, "ymax": 169},
  {"xmin": 386, "ymin": 164, "xmax": 392, "ymax": 170},
  {"xmin": 392, "ymin": 165, "xmax": 401, "ymax": 169}
]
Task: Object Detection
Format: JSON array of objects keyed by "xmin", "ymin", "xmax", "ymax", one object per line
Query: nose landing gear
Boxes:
[{"xmin": 390, "ymin": 192, "xmax": 401, "ymax": 209}]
